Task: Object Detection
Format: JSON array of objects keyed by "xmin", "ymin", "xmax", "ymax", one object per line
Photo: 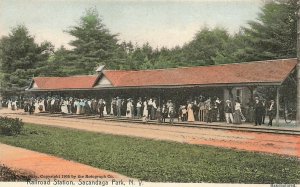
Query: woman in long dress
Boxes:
[
  {"xmin": 61, "ymin": 99, "xmax": 69, "ymax": 114},
  {"xmin": 126, "ymin": 99, "xmax": 133, "ymax": 118},
  {"xmin": 80, "ymin": 100, "xmax": 85, "ymax": 114},
  {"xmin": 110, "ymin": 98, "xmax": 114, "ymax": 115},
  {"xmin": 34, "ymin": 99, "xmax": 40, "ymax": 113},
  {"xmin": 233, "ymin": 100, "xmax": 242, "ymax": 124},
  {"xmin": 187, "ymin": 102, "xmax": 195, "ymax": 122},
  {"xmin": 103, "ymin": 100, "xmax": 107, "ymax": 115},
  {"xmin": 142, "ymin": 100, "xmax": 148, "ymax": 122},
  {"xmin": 7, "ymin": 99, "xmax": 12, "ymax": 110},
  {"xmin": 38, "ymin": 99, "xmax": 45, "ymax": 112},
  {"xmin": 75, "ymin": 99, "xmax": 80, "ymax": 115}
]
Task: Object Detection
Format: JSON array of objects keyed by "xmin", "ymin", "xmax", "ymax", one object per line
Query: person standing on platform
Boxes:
[
  {"xmin": 112, "ymin": 98, "xmax": 117, "ymax": 116},
  {"xmin": 152, "ymin": 99, "xmax": 158, "ymax": 120},
  {"xmin": 116, "ymin": 97, "xmax": 122, "ymax": 117},
  {"xmin": 254, "ymin": 97, "xmax": 264, "ymax": 126},
  {"xmin": 267, "ymin": 100, "xmax": 276, "ymax": 126},
  {"xmin": 156, "ymin": 107, "xmax": 162, "ymax": 123},
  {"xmin": 67, "ymin": 98, "xmax": 71, "ymax": 114},
  {"xmin": 168, "ymin": 101, "xmax": 175, "ymax": 125},
  {"xmin": 193, "ymin": 99, "xmax": 199, "ymax": 121},
  {"xmin": 29, "ymin": 98, "xmax": 34, "ymax": 115},
  {"xmin": 162, "ymin": 104, "xmax": 168, "ymax": 123},
  {"xmin": 34, "ymin": 99, "xmax": 40, "ymax": 113},
  {"xmin": 233, "ymin": 99, "xmax": 242, "ymax": 124},
  {"xmin": 198, "ymin": 97, "xmax": 206, "ymax": 122},
  {"xmin": 224, "ymin": 100, "xmax": 233, "ymax": 124},
  {"xmin": 187, "ymin": 101, "xmax": 195, "ymax": 122},
  {"xmin": 205, "ymin": 98, "xmax": 213, "ymax": 123},
  {"xmin": 46, "ymin": 97, "xmax": 51, "ymax": 112},
  {"xmin": 61, "ymin": 98, "xmax": 69, "ymax": 114},
  {"xmin": 121, "ymin": 99, "xmax": 127, "ymax": 116},
  {"xmin": 136, "ymin": 98, "xmax": 142, "ymax": 119},
  {"xmin": 79, "ymin": 99, "xmax": 85, "ymax": 114},
  {"xmin": 98, "ymin": 99, "xmax": 105, "ymax": 118},
  {"xmin": 142, "ymin": 98, "xmax": 149, "ymax": 123},
  {"xmin": 75, "ymin": 99, "xmax": 81, "ymax": 115},
  {"xmin": 218, "ymin": 99, "xmax": 225, "ymax": 122},
  {"xmin": 261, "ymin": 99, "xmax": 267, "ymax": 124},
  {"xmin": 90, "ymin": 99, "xmax": 95, "ymax": 114},
  {"xmin": 126, "ymin": 98, "xmax": 133, "ymax": 118},
  {"xmin": 148, "ymin": 98, "xmax": 153, "ymax": 120}
]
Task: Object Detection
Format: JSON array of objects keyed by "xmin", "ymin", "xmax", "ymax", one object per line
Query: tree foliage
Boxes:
[
  {"xmin": 65, "ymin": 8, "xmax": 127, "ymax": 74},
  {"xmin": 0, "ymin": 25, "xmax": 53, "ymax": 89},
  {"xmin": 238, "ymin": 0, "xmax": 299, "ymax": 61}
]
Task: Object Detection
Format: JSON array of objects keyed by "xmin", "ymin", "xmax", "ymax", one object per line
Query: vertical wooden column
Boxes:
[
  {"xmin": 296, "ymin": 4, "xmax": 300, "ymax": 126},
  {"xmin": 276, "ymin": 86, "xmax": 280, "ymax": 126}
]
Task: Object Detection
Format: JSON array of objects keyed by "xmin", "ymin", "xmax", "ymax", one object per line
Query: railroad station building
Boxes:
[{"xmin": 26, "ymin": 58, "xmax": 297, "ymax": 122}]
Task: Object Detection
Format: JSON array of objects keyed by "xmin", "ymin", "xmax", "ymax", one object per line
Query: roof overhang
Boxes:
[{"xmin": 26, "ymin": 81, "xmax": 283, "ymax": 92}]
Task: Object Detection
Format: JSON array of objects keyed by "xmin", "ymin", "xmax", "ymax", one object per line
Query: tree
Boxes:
[
  {"xmin": 66, "ymin": 8, "xmax": 127, "ymax": 74},
  {"xmin": 181, "ymin": 27, "xmax": 232, "ymax": 66},
  {"xmin": 239, "ymin": 0, "xmax": 299, "ymax": 61},
  {"xmin": 38, "ymin": 46, "xmax": 71, "ymax": 77},
  {"xmin": 0, "ymin": 25, "xmax": 53, "ymax": 91}
]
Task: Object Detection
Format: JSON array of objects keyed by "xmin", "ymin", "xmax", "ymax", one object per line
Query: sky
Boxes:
[{"xmin": 0, "ymin": 0, "xmax": 265, "ymax": 49}]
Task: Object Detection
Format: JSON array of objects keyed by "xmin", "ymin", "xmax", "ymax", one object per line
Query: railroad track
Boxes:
[{"xmin": 13, "ymin": 112, "xmax": 300, "ymax": 135}]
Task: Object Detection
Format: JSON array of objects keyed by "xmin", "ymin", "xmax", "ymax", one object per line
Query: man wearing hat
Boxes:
[
  {"xmin": 254, "ymin": 97, "xmax": 264, "ymax": 126},
  {"xmin": 267, "ymin": 100, "xmax": 276, "ymax": 126},
  {"xmin": 224, "ymin": 100, "xmax": 233, "ymax": 124}
]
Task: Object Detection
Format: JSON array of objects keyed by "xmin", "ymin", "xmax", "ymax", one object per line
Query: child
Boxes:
[{"xmin": 181, "ymin": 105, "xmax": 187, "ymax": 122}]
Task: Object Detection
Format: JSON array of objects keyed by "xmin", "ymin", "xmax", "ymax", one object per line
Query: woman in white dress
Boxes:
[
  {"xmin": 12, "ymin": 100, "xmax": 17, "ymax": 110},
  {"xmin": 61, "ymin": 99, "xmax": 69, "ymax": 114},
  {"xmin": 80, "ymin": 100, "xmax": 85, "ymax": 114},
  {"xmin": 187, "ymin": 102, "xmax": 195, "ymax": 122},
  {"xmin": 38, "ymin": 99, "xmax": 45, "ymax": 112},
  {"xmin": 7, "ymin": 99, "xmax": 12, "ymax": 110},
  {"xmin": 110, "ymin": 99, "xmax": 114, "ymax": 115},
  {"xmin": 103, "ymin": 100, "xmax": 107, "ymax": 115},
  {"xmin": 74, "ymin": 100, "xmax": 80, "ymax": 115},
  {"xmin": 126, "ymin": 99, "xmax": 133, "ymax": 118},
  {"xmin": 34, "ymin": 99, "xmax": 40, "ymax": 113},
  {"xmin": 142, "ymin": 99, "xmax": 149, "ymax": 122}
]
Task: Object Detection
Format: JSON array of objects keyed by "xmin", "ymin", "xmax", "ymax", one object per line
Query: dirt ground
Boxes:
[
  {"xmin": 0, "ymin": 143, "xmax": 129, "ymax": 181},
  {"xmin": 1, "ymin": 109, "xmax": 300, "ymax": 158}
]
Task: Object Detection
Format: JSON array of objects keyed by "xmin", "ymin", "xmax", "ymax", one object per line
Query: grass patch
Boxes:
[{"xmin": 0, "ymin": 123, "xmax": 299, "ymax": 183}]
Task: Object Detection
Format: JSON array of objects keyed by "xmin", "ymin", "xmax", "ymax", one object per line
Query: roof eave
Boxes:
[{"xmin": 25, "ymin": 81, "xmax": 282, "ymax": 92}]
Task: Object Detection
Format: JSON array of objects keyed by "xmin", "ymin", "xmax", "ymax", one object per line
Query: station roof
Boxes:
[
  {"xmin": 104, "ymin": 58, "xmax": 297, "ymax": 87},
  {"xmin": 28, "ymin": 58, "xmax": 297, "ymax": 91},
  {"xmin": 30, "ymin": 75, "xmax": 98, "ymax": 90}
]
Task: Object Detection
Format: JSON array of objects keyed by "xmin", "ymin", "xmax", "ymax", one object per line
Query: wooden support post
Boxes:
[
  {"xmin": 297, "ymin": 3, "xmax": 300, "ymax": 126},
  {"xmin": 276, "ymin": 86, "xmax": 280, "ymax": 126},
  {"xmin": 159, "ymin": 92, "xmax": 161, "ymax": 107},
  {"xmin": 227, "ymin": 87, "xmax": 233, "ymax": 101}
]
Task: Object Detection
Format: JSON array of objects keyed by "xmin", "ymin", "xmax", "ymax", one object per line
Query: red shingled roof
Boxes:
[
  {"xmin": 103, "ymin": 58, "xmax": 297, "ymax": 87},
  {"xmin": 29, "ymin": 58, "xmax": 297, "ymax": 90},
  {"xmin": 32, "ymin": 75, "xmax": 98, "ymax": 90}
]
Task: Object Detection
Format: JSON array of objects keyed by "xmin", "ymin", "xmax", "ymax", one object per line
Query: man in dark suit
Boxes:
[
  {"xmin": 254, "ymin": 97, "xmax": 264, "ymax": 126},
  {"xmin": 268, "ymin": 100, "xmax": 277, "ymax": 126}
]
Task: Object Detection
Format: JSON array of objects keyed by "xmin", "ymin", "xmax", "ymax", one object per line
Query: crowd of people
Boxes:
[{"xmin": 3, "ymin": 95, "xmax": 277, "ymax": 126}]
